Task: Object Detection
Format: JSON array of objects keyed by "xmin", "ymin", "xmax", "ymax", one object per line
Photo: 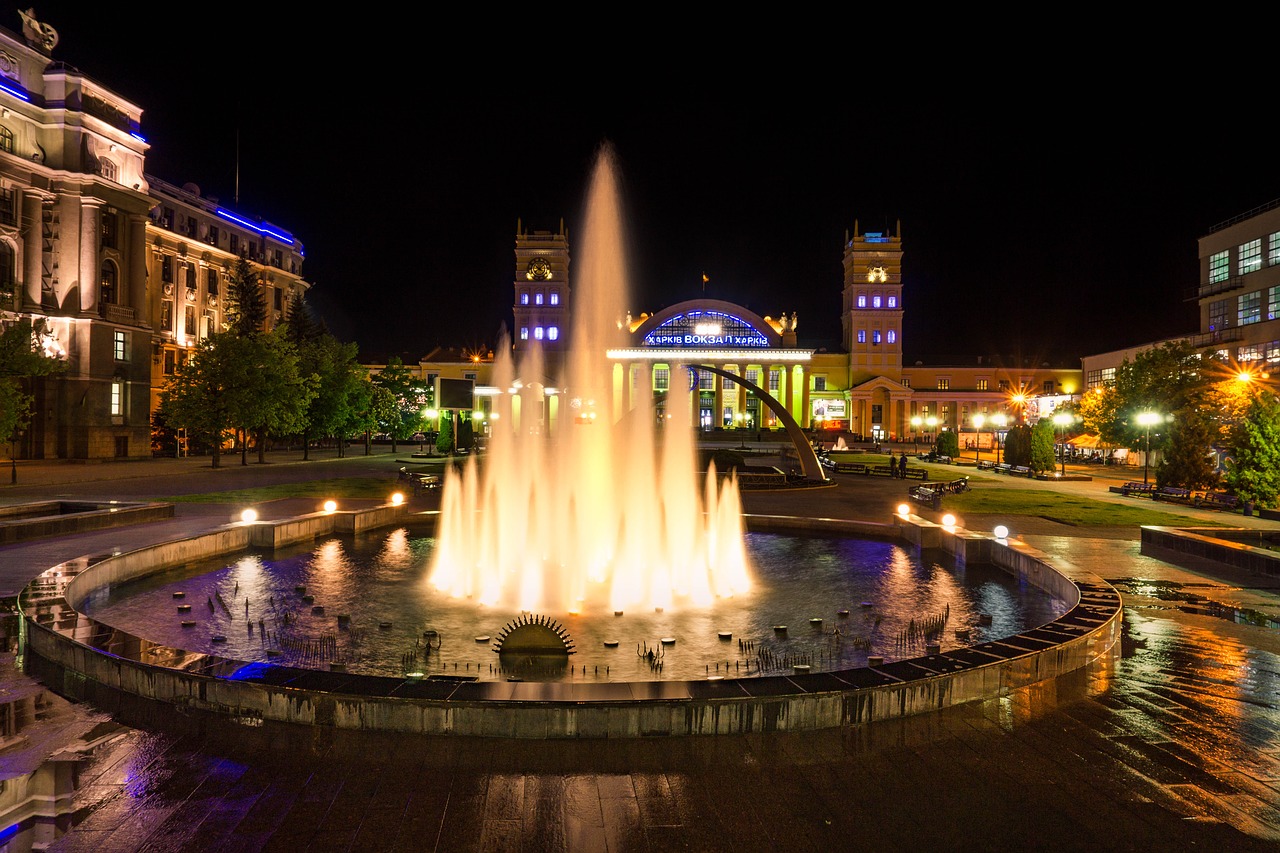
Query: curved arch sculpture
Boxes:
[{"xmin": 687, "ymin": 363, "xmax": 827, "ymax": 483}]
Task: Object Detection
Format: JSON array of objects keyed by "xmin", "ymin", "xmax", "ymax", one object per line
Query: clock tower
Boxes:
[
  {"xmin": 841, "ymin": 220, "xmax": 904, "ymax": 384},
  {"xmin": 512, "ymin": 219, "xmax": 570, "ymax": 355}
]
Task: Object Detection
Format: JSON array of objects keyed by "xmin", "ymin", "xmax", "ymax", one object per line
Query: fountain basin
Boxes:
[
  {"xmin": 0, "ymin": 500, "xmax": 174, "ymax": 544},
  {"xmin": 19, "ymin": 507, "xmax": 1122, "ymax": 738}
]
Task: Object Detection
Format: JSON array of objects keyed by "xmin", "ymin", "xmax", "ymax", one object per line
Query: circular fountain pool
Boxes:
[{"xmin": 77, "ymin": 523, "xmax": 1068, "ymax": 683}]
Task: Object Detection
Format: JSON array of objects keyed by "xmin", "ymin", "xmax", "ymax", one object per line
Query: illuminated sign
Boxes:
[
  {"xmin": 642, "ymin": 310, "xmax": 771, "ymax": 348},
  {"xmin": 812, "ymin": 399, "xmax": 846, "ymax": 419}
]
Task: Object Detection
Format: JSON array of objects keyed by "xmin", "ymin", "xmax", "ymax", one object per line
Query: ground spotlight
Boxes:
[
  {"xmin": 240, "ymin": 508, "xmax": 258, "ymax": 523},
  {"xmin": 391, "ymin": 492, "xmax": 405, "ymax": 506},
  {"xmin": 941, "ymin": 513, "xmax": 957, "ymax": 528},
  {"xmin": 323, "ymin": 500, "xmax": 338, "ymax": 513},
  {"xmin": 994, "ymin": 525, "xmax": 1009, "ymax": 539},
  {"xmin": 897, "ymin": 503, "xmax": 910, "ymax": 518}
]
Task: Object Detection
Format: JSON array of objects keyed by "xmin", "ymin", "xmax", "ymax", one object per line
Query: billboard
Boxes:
[{"xmin": 436, "ymin": 377, "xmax": 474, "ymax": 410}]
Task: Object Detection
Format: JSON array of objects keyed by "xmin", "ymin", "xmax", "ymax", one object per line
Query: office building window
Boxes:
[
  {"xmin": 229, "ymin": 234, "xmax": 239, "ymax": 255},
  {"xmin": 1239, "ymin": 291, "xmax": 1262, "ymax": 325},
  {"xmin": 548, "ymin": 326, "xmax": 558, "ymax": 340},
  {"xmin": 99, "ymin": 159, "xmax": 117, "ymax": 182},
  {"xmin": 0, "ymin": 187, "xmax": 13, "ymax": 226},
  {"xmin": 813, "ymin": 376, "xmax": 827, "ymax": 391},
  {"xmin": 1209, "ymin": 251, "xmax": 1229, "ymax": 283},
  {"xmin": 113, "ymin": 330, "xmax": 127, "ymax": 361},
  {"xmin": 1239, "ymin": 238, "xmax": 1262, "ymax": 274},
  {"xmin": 110, "ymin": 379, "xmax": 123, "ymax": 417},
  {"xmin": 207, "ymin": 224, "xmax": 219, "ymax": 246},
  {"xmin": 0, "ymin": 241, "xmax": 13, "ymax": 293},
  {"xmin": 976, "ymin": 378, "xmax": 988, "ymax": 391},
  {"xmin": 998, "ymin": 380, "xmax": 1010, "ymax": 391},
  {"xmin": 101, "ymin": 206, "xmax": 118, "ymax": 248},
  {"xmin": 184, "ymin": 262, "xmax": 196, "ymax": 287},
  {"xmin": 699, "ymin": 371, "xmax": 714, "ymax": 391},
  {"xmin": 1209, "ymin": 298, "xmax": 1231, "ymax": 331},
  {"xmin": 1268, "ymin": 286, "xmax": 1280, "ymax": 321},
  {"xmin": 900, "ymin": 377, "xmax": 910, "ymax": 388},
  {"xmin": 745, "ymin": 369, "xmax": 759, "ymax": 386},
  {"xmin": 857, "ymin": 329, "xmax": 866, "ymax": 343},
  {"xmin": 722, "ymin": 372, "xmax": 736, "ymax": 390},
  {"xmin": 937, "ymin": 378, "xmax": 950, "ymax": 390},
  {"xmin": 654, "ymin": 367, "xmax": 670, "ymax": 391}
]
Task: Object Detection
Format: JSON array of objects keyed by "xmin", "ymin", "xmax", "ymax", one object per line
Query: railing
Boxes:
[
  {"xmin": 101, "ymin": 304, "xmax": 135, "ymax": 324},
  {"xmin": 1185, "ymin": 328, "xmax": 1242, "ymax": 348},
  {"xmin": 1193, "ymin": 275, "xmax": 1245, "ymax": 300}
]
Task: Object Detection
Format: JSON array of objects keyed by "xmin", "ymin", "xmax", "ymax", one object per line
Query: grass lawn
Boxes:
[
  {"xmin": 939, "ymin": 488, "xmax": 1224, "ymax": 527},
  {"xmin": 163, "ymin": 477, "xmax": 401, "ymax": 503}
]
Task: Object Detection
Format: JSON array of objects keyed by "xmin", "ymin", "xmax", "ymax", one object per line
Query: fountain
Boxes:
[{"xmin": 428, "ymin": 143, "xmax": 752, "ymax": 617}]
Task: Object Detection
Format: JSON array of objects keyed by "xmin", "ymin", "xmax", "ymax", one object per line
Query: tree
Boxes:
[
  {"xmin": 1002, "ymin": 424, "xmax": 1032, "ymax": 468},
  {"xmin": 935, "ymin": 429, "xmax": 959, "ymax": 459},
  {"xmin": 224, "ymin": 256, "xmax": 268, "ymax": 337},
  {"xmin": 1157, "ymin": 409, "xmax": 1220, "ymax": 490},
  {"xmin": 233, "ymin": 330, "xmax": 316, "ymax": 464},
  {"xmin": 158, "ymin": 333, "xmax": 247, "ymax": 468},
  {"xmin": 1029, "ymin": 419, "xmax": 1056, "ymax": 474},
  {"xmin": 1223, "ymin": 391, "xmax": 1280, "ymax": 511},
  {"xmin": 435, "ymin": 413, "xmax": 454, "ymax": 455},
  {"xmin": 1111, "ymin": 341, "xmax": 1220, "ymax": 458},
  {"xmin": 284, "ymin": 297, "xmax": 361, "ymax": 459},
  {"xmin": 0, "ymin": 319, "xmax": 65, "ymax": 456},
  {"xmin": 371, "ymin": 357, "xmax": 421, "ymax": 452}
]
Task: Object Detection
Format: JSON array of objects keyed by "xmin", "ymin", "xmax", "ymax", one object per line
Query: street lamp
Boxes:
[
  {"xmin": 971, "ymin": 414, "xmax": 985, "ymax": 463},
  {"xmin": 990, "ymin": 413, "xmax": 1008, "ymax": 463},
  {"xmin": 926, "ymin": 416, "xmax": 938, "ymax": 448},
  {"xmin": 1135, "ymin": 411, "xmax": 1163, "ymax": 486},
  {"xmin": 910, "ymin": 416, "xmax": 922, "ymax": 452},
  {"xmin": 424, "ymin": 408, "xmax": 439, "ymax": 456},
  {"xmin": 1052, "ymin": 412, "xmax": 1074, "ymax": 477}
]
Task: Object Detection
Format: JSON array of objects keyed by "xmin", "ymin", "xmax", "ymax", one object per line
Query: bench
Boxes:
[
  {"xmin": 902, "ymin": 467, "xmax": 928, "ymax": 480},
  {"xmin": 832, "ymin": 462, "xmax": 868, "ymax": 475},
  {"xmin": 908, "ymin": 484, "xmax": 942, "ymax": 511},
  {"xmin": 1119, "ymin": 481, "xmax": 1155, "ymax": 496},
  {"xmin": 943, "ymin": 477, "xmax": 969, "ymax": 494},
  {"xmin": 1153, "ymin": 486, "xmax": 1194, "ymax": 504},
  {"xmin": 976, "ymin": 460, "xmax": 996, "ymax": 471},
  {"xmin": 993, "ymin": 463, "xmax": 1013, "ymax": 475},
  {"xmin": 871, "ymin": 465, "xmax": 897, "ymax": 477},
  {"xmin": 1197, "ymin": 491, "xmax": 1240, "ymax": 511},
  {"xmin": 1011, "ymin": 466, "xmax": 1033, "ymax": 478}
]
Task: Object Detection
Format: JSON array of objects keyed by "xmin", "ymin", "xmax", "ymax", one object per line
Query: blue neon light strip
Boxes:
[
  {"xmin": 0, "ymin": 82, "xmax": 30, "ymax": 102},
  {"xmin": 215, "ymin": 208, "xmax": 295, "ymax": 245},
  {"xmin": 130, "ymin": 132, "xmax": 147, "ymax": 143}
]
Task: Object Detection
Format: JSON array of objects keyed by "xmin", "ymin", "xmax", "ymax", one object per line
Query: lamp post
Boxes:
[
  {"xmin": 1136, "ymin": 411, "xmax": 1162, "ymax": 486},
  {"xmin": 971, "ymin": 414, "xmax": 985, "ymax": 463},
  {"xmin": 424, "ymin": 408, "xmax": 438, "ymax": 456},
  {"xmin": 990, "ymin": 413, "xmax": 1008, "ymax": 463},
  {"xmin": 926, "ymin": 416, "xmax": 938, "ymax": 448},
  {"xmin": 910, "ymin": 416, "xmax": 922, "ymax": 452},
  {"xmin": 1052, "ymin": 412, "xmax": 1074, "ymax": 477}
]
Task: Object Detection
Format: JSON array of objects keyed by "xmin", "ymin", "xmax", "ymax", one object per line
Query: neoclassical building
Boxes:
[
  {"xmin": 0, "ymin": 12, "xmax": 309, "ymax": 460},
  {"xmin": 390, "ymin": 220, "xmax": 1081, "ymax": 444}
]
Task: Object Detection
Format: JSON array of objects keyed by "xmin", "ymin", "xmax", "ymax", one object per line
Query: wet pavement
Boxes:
[{"xmin": 1, "ymin": 445, "xmax": 1279, "ymax": 851}]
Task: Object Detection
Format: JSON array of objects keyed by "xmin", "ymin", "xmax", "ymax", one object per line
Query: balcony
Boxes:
[
  {"xmin": 1186, "ymin": 328, "xmax": 1242, "ymax": 349},
  {"xmin": 101, "ymin": 304, "xmax": 136, "ymax": 324},
  {"xmin": 1191, "ymin": 276, "xmax": 1245, "ymax": 300}
]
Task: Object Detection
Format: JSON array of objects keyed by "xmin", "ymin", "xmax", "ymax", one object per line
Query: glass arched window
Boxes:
[
  {"xmin": 0, "ymin": 126, "xmax": 12, "ymax": 155},
  {"xmin": 100, "ymin": 260, "xmax": 118, "ymax": 305},
  {"xmin": 98, "ymin": 158, "xmax": 117, "ymax": 182}
]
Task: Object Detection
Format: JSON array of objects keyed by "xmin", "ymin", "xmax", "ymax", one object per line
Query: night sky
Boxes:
[{"xmin": 20, "ymin": 6, "xmax": 1280, "ymax": 366}]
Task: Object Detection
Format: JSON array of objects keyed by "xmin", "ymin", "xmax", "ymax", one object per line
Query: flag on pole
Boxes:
[{"xmin": 702, "ymin": 273, "xmax": 708, "ymax": 292}]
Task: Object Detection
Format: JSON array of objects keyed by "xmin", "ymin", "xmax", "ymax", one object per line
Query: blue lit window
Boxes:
[
  {"xmin": 550, "ymin": 291, "xmax": 559, "ymax": 305},
  {"xmin": 857, "ymin": 294, "xmax": 866, "ymax": 308},
  {"xmin": 857, "ymin": 330, "xmax": 865, "ymax": 343},
  {"xmin": 534, "ymin": 326, "xmax": 544, "ymax": 340},
  {"xmin": 520, "ymin": 292, "xmax": 529, "ymax": 305},
  {"xmin": 872, "ymin": 295, "xmax": 881, "ymax": 308},
  {"xmin": 548, "ymin": 326, "xmax": 558, "ymax": 340},
  {"xmin": 520, "ymin": 327, "xmax": 529, "ymax": 340},
  {"xmin": 887, "ymin": 295, "xmax": 897, "ymax": 308},
  {"xmin": 887, "ymin": 330, "xmax": 897, "ymax": 343},
  {"xmin": 535, "ymin": 293, "xmax": 544, "ymax": 305},
  {"xmin": 872, "ymin": 330, "xmax": 881, "ymax": 345}
]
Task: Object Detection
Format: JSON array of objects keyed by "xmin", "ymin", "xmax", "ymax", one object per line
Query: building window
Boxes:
[
  {"xmin": 535, "ymin": 293, "xmax": 544, "ymax": 305},
  {"xmin": 1209, "ymin": 251, "xmax": 1229, "ymax": 283},
  {"xmin": 160, "ymin": 301, "xmax": 173, "ymax": 331},
  {"xmin": 654, "ymin": 367, "xmax": 670, "ymax": 391},
  {"xmin": 98, "ymin": 159, "xmax": 117, "ymax": 182},
  {"xmin": 271, "ymin": 249, "xmax": 283, "ymax": 269},
  {"xmin": 813, "ymin": 376, "xmax": 827, "ymax": 391},
  {"xmin": 976, "ymin": 378, "xmax": 988, "ymax": 391},
  {"xmin": 520, "ymin": 327, "xmax": 528, "ymax": 340},
  {"xmin": 887, "ymin": 329, "xmax": 896, "ymax": 344},
  {"xmin": 856, "ymin": 293, "xmax": 866, "ymax": 308},
  {"xmin": 1043, "ymin": 380, "xmax": 1055, "ymax": 394},
  {"xmin": 100, "ymin": 261, "xmax": 118, "ymax": 305},
  {"xmin": 207, "ymin": 224, "xmax": 219, "ymax": 247},
  {"xmin": 110, "ymin": 379, "xmax": 124, "ymax": 417},
  {"xmin": 0, "ymin": 187, "xmax": 13, "ymax": 226},
  {"xmin": 248, "ymin": 240, "xmax": 258, "ymax": 259},
  {"xmin": 229, "ymin": 234, "xmax": 239, "ymax": 255},
  {"xmin": 1239, "ymin": 238, "xmax": 1262, "ymax": 275},
  {"xmin": 184, "ymin": 305, "xmax": 196, "ymax": 337},
  {"xmin": 206, "ymin": 268, "xmax": 219, "ymax": 296},
  {"xmin": 0, "ymin": 241, "xmax": 13, "ymax": 294},
  {"xmin": 113, "ymin": 330, "xmax": 127, "ymax": 361},
  {"xmin": 160, "ymin": 207, "xmax": 174, "ymax": 230},
  {"xmin": 872, "ymin": 330, "xmax": 881, "ymax": 345},
  {"xmin": 1209, "ymin": 298, "xmax": 1231, "ymax": 331},
  {"xmin": 534, "ymin": 326, "xmax": 544, "ymax": 340},
  {"xmin": 937, "ymin": 378, "xmax": 950, "ymax": 390},
  {"xmin": 768, "ymin": 369, "xmax": 780, "ymax": 391},
  {"xmin": 1238, "ymin": 343, "xmax": 1267, "ymax": 362},
  {"xmin": 548, "ymin": 326, "xmax": 558, "ymax": 340},
  {"xmin": 163, "ymin": 349, "xmax": 176, "ymax": 375},
  {"xmin": 161, "ymin": 256, "xmax": 173, "ymax": 283},
  {"xmin": 273, "ymin": 288, "xmax": 283, "ymax": 310},
  {"xmin": 520, "ymin": 292, "xmax": 529, "ymax": 305},
  {"xmin": 997, "ymin": 380, "xmax": 1009, "ymax": 391},
  {"xmin": 746, "ymin": 369, "xmax": 759, "ymax": 386},
  {"xmin": 872, "ymin": 294, "xmax": 881, "ymax": 308},
  {"xmin": 900, "ymin": 377, "xmax": 910, "ymax": 388},
  {"xmin": 0, "ymin": 126, "xmax": 11, "ymax": 154},
  {"xmin": 1239, "ymin": 291, "xmax": 1262, "ymax": 325},
  {"xmin": 699, "ymin": 372, "xmax": 714, "ymax": 391},
  {"xmin": 722, "ymin": 372, "xmax": 736, "ymax": 390},
  {"xmin": 185, "ymin": 262, "xmax": 196, "ymax": 287},
  {"xmin": 857, "ymin": 329, "xmax": 866, "ymax": 343},
  {"xmin": 1085, "ymin": 367, "xmax": 1116, "ymax": 389},
  {"xmin": 550, "ymin": 291, "xmax": 559, "ymax": 305},
  {"xmin": 887, "ymin": 295, "xmax": 897, "ymax": 308},
  {"xmin": 101, "ymin": 206, "xmax": 118, "ymax": 249}
]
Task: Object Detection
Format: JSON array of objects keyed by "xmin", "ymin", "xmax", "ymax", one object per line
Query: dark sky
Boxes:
[{"xmin": 22, "ymin": 7, "xmax": 1280, "ymax": 366}]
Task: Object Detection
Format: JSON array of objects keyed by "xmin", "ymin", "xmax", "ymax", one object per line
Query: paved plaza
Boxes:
[{"xmin": 1, "ymin": 445, "xmax": 1279, "ymax": 851}]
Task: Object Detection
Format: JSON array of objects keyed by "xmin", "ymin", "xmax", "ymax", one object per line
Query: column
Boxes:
[
  {"xmin": 21, "ymin": 191, "xmax": 43, "ymax": 306},
  {"xmin": 800, "ymin": 366, "xmax": 811, "ymax": 428},
  {"xmin": 128, "ymin": 213, "xmax": 148, "ymax": 321},
  {"xmin": 79, "ymin": 199, "xmax": 101, "ymax": 313},
  {"xmin": 782, "ymin": 364, "xmax": 792, "ymax": 423}
]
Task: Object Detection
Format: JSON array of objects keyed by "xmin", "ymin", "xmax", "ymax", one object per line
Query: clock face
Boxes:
[
  {"xmin": 526, "ymin": 257, "xmax": 552, "ymax": 281},
  {"xmin": 866, "ymin": 265, "xmax": 888, "ymax": 283}
]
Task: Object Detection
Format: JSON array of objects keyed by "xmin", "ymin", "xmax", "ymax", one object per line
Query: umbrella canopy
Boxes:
[{"xmin": 1066, "ymin": 433, "xmax": 1101, "ymax": 448}]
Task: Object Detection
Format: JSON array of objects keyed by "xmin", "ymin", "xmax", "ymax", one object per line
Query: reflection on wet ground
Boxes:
[
  {"xmin": 0, "ymin": 593, "xmax": 1274, "ymax": 852},
  {"xmin": 1111, "ymin": 577, "xmax": 1280, "ymax": 629}
]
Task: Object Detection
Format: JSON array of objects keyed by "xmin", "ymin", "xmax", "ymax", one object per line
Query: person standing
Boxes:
[{"xmin": 898, "ymin": 451, "xmax": 908, "ymax": 478}]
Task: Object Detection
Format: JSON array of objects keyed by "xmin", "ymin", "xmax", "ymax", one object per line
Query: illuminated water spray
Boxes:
[{"xmin": 428, "ymin": 144, "xmax": 752, "ymax": 614}]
